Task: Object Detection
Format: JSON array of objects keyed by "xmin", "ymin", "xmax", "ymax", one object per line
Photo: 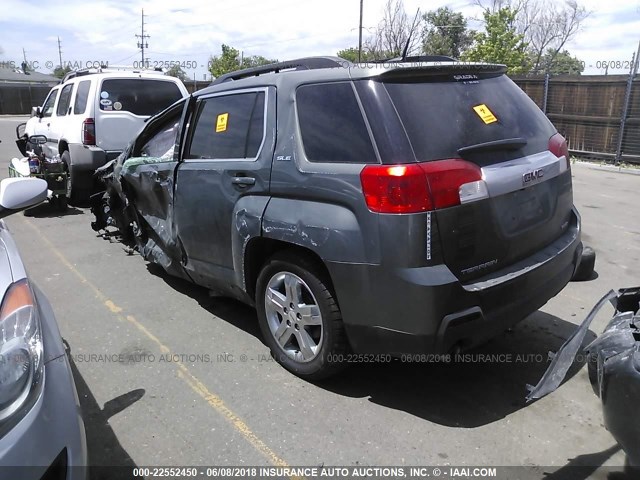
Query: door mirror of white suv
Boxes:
[
  {"xmin": 0, "ymin": 178, "xmax": 48, "ymax": 219},
  {"xmin": 31, "ymin": 106, "xmax": 43, "ymax": 118}
]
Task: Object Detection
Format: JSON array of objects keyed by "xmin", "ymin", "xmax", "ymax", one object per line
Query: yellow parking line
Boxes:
[{"xmin": 22, "ymin": 217, "xmax": 291, "ymax": 469}]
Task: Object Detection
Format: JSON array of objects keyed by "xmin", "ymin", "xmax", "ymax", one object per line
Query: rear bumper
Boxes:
[
  {"xmin": 68, "ymin": 144, "xmax": 107, "ymax": 173},
  {"xmin": 327, "ymin": 208, "xmax": 582, "ymax": 355}
]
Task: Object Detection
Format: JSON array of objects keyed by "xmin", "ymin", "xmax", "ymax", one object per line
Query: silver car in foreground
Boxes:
[{"xmin": 0, "ymin": 178, "xmax": 87, "ymax": 479}]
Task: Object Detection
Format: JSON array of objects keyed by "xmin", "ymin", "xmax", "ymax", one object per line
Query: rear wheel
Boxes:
[
  {"xmin": 62, "ymin": 151, "xmax": 91, "ymax": 207},
  {"xmin": 256, "ymin": 252, "xmax": 348, "ymax": 380}
]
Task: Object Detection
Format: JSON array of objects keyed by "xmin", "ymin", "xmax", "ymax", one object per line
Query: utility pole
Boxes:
[
  {"xmin": 358, "ymin": 0, "xmax": 363, "ymax": 62},
  {"xmin": 57, "ymin": 37, "xmax": 63, "ymax": 68},
  {"xmin": 21, "ymin": 48, "xmax": 30, "ymax": 73},
  {"xmin": 136, "ymin": 8, "xmax": 150, "ymax": 66}
]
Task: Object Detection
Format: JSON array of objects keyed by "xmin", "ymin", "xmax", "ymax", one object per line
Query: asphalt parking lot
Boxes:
[{"xmin": 1, "ymin": 116, "xmax": 638, "ymax": 477}]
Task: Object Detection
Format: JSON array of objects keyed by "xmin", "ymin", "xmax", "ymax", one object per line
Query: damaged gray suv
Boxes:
[{"xmin": 91, "ymin": 57, "xmax": 583, "ymax": 379}]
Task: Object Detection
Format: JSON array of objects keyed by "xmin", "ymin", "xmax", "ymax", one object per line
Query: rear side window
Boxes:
[
  {"xmin": 56, "ymin": 84, "xmax": 74, "ymax": 117},
  {"xmin": 99, "ymin": 79, "xmax": 183, "ymax": 116},
  {"xmin": 187, "ymin": 91, "xmax": 265, "ymax": 160},
  {"xmin": 73, "ymin": 80, "xmax": 91, "ymax": 115},
  {"xmin": 380, "ymin": 74, "xmax": 555, "ymax": 164},
  {"xmin": 296, "ymin": 82, "xmax": 377, "ymax": 163}
]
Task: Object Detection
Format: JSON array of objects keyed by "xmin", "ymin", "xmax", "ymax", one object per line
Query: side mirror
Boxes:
[
  {"xmin": 0, "ymin": 178, "xmax": 48, "ymax": 219},
  {"xmin": 31, "ymin": 106, "xmax": 42, "ymax": 118},
  {"xmin": 29, "ymin": 135, "xmax": 48, "ymax": 145}
]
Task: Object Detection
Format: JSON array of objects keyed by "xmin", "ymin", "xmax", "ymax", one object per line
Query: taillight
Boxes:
[
  {"xmin": 360, "ymin": 159, "xmax": 483, "ymax": 214},
  {"xmin": 549, "ymin": 133, "xmax": 570, "ymax": 172},
  {"xmin": 82, "ymin": 118, "xmax": 95, "ymax": 145}
]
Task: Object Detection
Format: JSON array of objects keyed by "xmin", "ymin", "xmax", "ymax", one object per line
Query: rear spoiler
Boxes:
[{"xmin": 367, "ymin": 62, "xmax": 507, "ymax": 80}]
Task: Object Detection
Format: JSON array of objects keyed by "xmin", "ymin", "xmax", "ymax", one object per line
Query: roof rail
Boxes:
[
  {"xmin": 211, "ymin": 56, "xmax": 349, "ymax": 85},
  {"xmin": 61, "ymin": 65, "xmax": 165, "ymax": 83}
]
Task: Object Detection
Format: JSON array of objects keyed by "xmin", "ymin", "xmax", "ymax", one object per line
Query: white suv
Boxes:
[{"xmin": 24, "ymin": 67, "xmax": 188, "ymax": 204}]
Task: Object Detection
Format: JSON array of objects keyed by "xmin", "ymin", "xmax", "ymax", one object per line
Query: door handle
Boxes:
[{"xmin": 231, "ymin": 176, "xmax": 256, "ymax": 186}]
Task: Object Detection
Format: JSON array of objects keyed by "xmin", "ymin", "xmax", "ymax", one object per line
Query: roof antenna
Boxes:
[{"xmin": 401, "ymin": 8, "xmax": 421, "ymax": 61}]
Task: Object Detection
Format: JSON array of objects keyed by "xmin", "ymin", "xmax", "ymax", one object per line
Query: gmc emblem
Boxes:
[{"xmin": 523, "ymin": 169, "xmax": 544, "ymax": 185}]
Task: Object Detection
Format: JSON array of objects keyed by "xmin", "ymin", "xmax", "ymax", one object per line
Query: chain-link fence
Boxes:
[{"xmin": 512, "ymin": 68, "xmax": 640, "ymax": 164}]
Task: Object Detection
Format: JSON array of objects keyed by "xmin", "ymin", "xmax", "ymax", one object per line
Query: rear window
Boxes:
[
  {"xmin": 296, "ymin": 82, "xmax": 377, "ymax": 164},
  {"xmin": 377, "ymin": 74, "xmax": 555, "ymax": 164},
  {"xmin": 99, "ymin": 79, "xmax": 183, "ymax": 116}
]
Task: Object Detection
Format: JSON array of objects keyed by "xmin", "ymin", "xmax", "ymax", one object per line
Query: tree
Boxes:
[
  {"xmin": 243, "ymin": 55, "xmax": 277, "ymax": 68},
  {"xmin": 336, "ymin": 47, "xmax": 377, "ymax": 62},
  {"xmin": 473, "ymin": 0, "xmax": 590, "ymax": 74},
  {"xmin": 366, "ymin": 0, "xmax": 423, "ymax": 59},
  {"xmin": 208, "ymin": 44, "xmax": 241, "ymax": 78},
  {"xmin": 462, "ymin": 7, "xmax": 529, "ymax": 74},
  {"xmin": 519, "ymin": 0, "xmax": 589, "ymax": 74},
  {"xmin": 208, "ymin": 44, "xmax": 276, "ymax": 78},
  {"xmin": 53, "ymin": 65, "xmax": 72, "ymax": 79},
  {"xmin": 538, "ymin": 48, "xmax": 584, "ymax": 75},
  {"xmin": 167, "ymin": 64, "xmax": 188, "ymax": 82},
  {"xmin": 422, "ymin": 7, "xmax": 473, "ymax": 58}
]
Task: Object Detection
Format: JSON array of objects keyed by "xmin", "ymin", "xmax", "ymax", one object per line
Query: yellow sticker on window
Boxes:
[
  {"xmin": 216, "ymin": 113, "xmax": 229, "ymax": 132},
  {"xmin": 473, "ymin": 104, "xmax": 498, "ymax": 124}
]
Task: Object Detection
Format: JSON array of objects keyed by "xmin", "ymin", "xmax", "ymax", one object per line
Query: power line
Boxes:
[{"xmin": 135, "ymin": 8, "xmax": 150, "ymax": 65}]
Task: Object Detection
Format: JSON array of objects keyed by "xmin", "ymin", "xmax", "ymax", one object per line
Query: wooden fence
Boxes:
[{"xmin": 512, "ymin": 74, "xmax": 640, "ymax": 163}]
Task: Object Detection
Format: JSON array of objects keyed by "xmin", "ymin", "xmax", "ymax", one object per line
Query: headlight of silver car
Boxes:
[{"xmin": 0, "ymin": 279, "xmax": 43, "ymax": 421}]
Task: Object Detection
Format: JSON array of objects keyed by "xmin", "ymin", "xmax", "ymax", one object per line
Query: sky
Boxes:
[{"xmin": 0, "ymin": 0, "xmax": 639, "ymax": 80}]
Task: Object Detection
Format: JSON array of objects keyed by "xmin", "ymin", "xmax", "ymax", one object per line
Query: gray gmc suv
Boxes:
[{"xmin": 91, "ymin": 57, "xmax": 583, "ymax": 379}]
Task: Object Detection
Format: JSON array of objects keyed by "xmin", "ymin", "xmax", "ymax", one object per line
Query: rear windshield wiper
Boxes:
[{"xmin": 458, "ymin": 137, "xmax": 527, "ymax": 156}]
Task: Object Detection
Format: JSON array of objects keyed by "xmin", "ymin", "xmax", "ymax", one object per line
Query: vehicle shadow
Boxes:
[
  {"xmin": 65, "ymin": 340, "xmax": 143, "ymax": 478},
  {"xmin": 145, "ymin": 263, "xmax": 262, "ymax": 339},
  {"xmin": 318, "ymin": 311, "xmax": 596, "ymax": 427},
  {"xmin": 540, "ymin": 444, "xmax": 630, "ymax": 479},
  {"xmin": 24, "ymin": 202, "xmax": 84, "ymax": 218},
  {"xmin": 144, "ymin": 263, "xmax": 594, "ymax": 428}
]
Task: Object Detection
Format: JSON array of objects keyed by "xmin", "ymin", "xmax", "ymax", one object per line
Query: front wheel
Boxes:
[{"xmin": 256, "ymin": 252, "xmax": 348, "ymax": 380}]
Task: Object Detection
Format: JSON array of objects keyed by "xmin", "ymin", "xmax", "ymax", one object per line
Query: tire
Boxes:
[
  {"xmin": 62, "ymin": 151, "xmax": 91, "ymax": 207},
  {"xmin": 572, "ymin": 246, "xmax": 596, "ymax": 281},
  {"xmin": 56, "ymin": 195, "xmax": 68, "ymax": 211},
  {"xmin": 256, "ymin": 251, "xmax": 348, "ymax": 380}
]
